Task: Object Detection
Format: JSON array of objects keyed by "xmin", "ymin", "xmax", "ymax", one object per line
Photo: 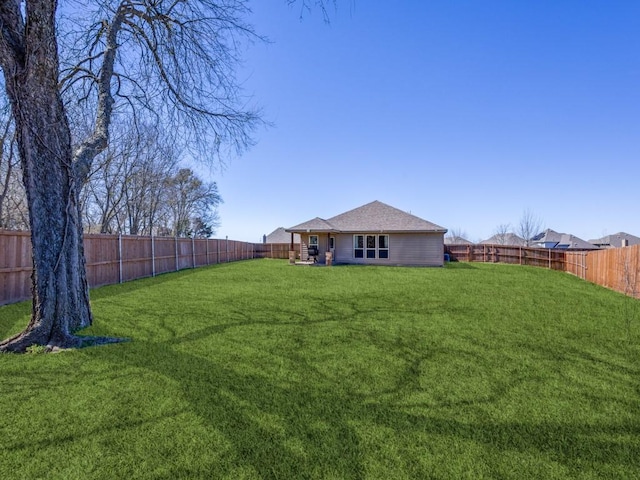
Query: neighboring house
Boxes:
[
  {"xmin": 264, "ymin": 227, "xmax": 300, "ymax": 244},
  {"xmin": 286, "ymin": 200, "xmax": 447, "ymax": 266},
  {"xmin": 480, "ymin": 233, "xmax": 526, "ymax": 246},
  {"xmin": 588, "ymin": 232, "xmax": 640, "ymax": 249},
  {"xmin": 444, "ymin": 236, "xmax": 473, "ymax": 245},
  {"xmin": 530, "ymin": 229, "xmax": 599, "ymax": 250}
]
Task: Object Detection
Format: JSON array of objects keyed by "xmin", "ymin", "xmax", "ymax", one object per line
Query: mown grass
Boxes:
[{"xmin": 1, "ymin": 260, "xmax": 639, "ymax": 479}]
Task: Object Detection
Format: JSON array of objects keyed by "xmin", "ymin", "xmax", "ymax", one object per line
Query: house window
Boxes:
[
  {"xmin": 366, "ymin": 235, "xmax": 376, "ymax": 258},
  {"xmin": 378, "ymin": 235, "xmax": 389, "ymax": 258},
  {"xmin": 309, "ymin": 235, "xmax": 318, "ymax": 247},
  {"xmin": 329, "ymin": 237, "xmax": 335, "ymax": 249},
  {"xmin": 354, "ymin": 235, "xmax": 364, "ymax": 258},
  {"xmin": 353, "ymin": 234, "xmax": 389, "ymax": 259}
]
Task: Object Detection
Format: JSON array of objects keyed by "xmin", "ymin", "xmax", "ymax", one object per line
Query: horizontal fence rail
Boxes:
[
  {"xmin": 445, "ymin": 244, "xmax": 567, "ymax": 270},
  {"xmin": 0, "ymin": 229, "xmax": 299, "ymax": 306},
  {"xmin": 2, "ymin": 229, "xmax": 638, "ymax": 305},
  {"xmin": 446, "ymin": 243, "xmax": 640, "ymax": 299}
]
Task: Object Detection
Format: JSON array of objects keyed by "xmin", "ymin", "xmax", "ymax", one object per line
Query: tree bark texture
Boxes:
[{"xmin": 0, "ymin": 0, "xmax": 93, "ymax": 352}]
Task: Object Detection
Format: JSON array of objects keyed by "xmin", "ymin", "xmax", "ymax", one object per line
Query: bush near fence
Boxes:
[{"xmin": 0, "ymin": 229, "xmax": 298, "ymax": 306}]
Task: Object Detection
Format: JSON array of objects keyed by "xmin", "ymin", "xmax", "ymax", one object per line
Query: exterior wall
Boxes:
[
  {"xmin": 300, "ymin": 233, "xmax": 332, "ymax": 263},
  {"xmin": 333, "ymin": 232, "xmax": 444, "ymax": 266}
]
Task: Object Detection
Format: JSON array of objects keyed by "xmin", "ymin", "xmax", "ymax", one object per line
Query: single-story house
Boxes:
[
  {"xmin": 588, "ymin": 232, "xmax": 640, "ymax": 249},
  {"xmin": 285, "ymin": 200, "xmax": 447, "ymax": 266},
  {"xmin": 263, "ymin": 227, "xmax": 301, "ymax": 244},
  {"xmin": 530, "ymin": 229, "xmax": 599, "ymax": 250},
  {"xmin": 444, "ymin": 235, "xmax": 473, "ymax": 245},
  {"xmin": 480, "ymin": 233, "xmax": 527, "ymax": 246}
]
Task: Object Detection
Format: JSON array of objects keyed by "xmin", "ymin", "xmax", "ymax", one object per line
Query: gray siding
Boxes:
[
  {"xmin": 333, "ymin": 233, "xmax": 444, "ymax": 266},
  {"xmin": 301, "ymin": 233, "xmax": 333, "ymax": 263}
]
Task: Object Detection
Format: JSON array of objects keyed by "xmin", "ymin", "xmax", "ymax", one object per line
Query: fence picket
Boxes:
[
  {"xmin": 3, "ymin": 229, "xmax": 638, "ymax": 305},
  {"xmin": 0, "ymin": 229, "xmax": 301, "ymax": 305}
]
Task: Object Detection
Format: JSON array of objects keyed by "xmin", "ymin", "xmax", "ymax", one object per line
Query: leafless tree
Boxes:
[
  {"xmin": 164, "ymin": 168, "xmax": 222, "ymax": 237},
  {"xmin": 446, "ymin": 227, "xmax": 470, "ymax": 244},
  {"xmin": 0, "ymin": 1, "xmax": 263, "ymax": 352},
  {"xmin": 493, "ymin": 223, "xmax": 512, "ymax": 245},
  {"xmin": 121, "ymin": 129, "xmax": 180, "ymax": 235},
  {"xmin": 288, "ymin": 0, "xmax": 337, "ymax": 20},
  {"xmin": 517, "ymin": 208, "xmax": 543, "ymax": 247},
  {"xmin": 80, "ymin": 120, "xmax": 180, "ymax": 235},
  {"xmin": 0, "ymin": 98, "xmax": 28, "ymax": 230}
]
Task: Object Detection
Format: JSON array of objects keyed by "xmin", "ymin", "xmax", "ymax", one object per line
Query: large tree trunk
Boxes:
[{"xmin": 0, "ymin": 0, "xmax": 93, "ymax": 352}]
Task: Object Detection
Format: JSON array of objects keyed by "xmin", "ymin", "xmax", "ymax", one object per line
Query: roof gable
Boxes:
[
  {"xmin": 533, "ymin": 229, "xmax": 599, "ymax": 250},
  {"xmin": 287, "ymin": 217, "xmax": 337, "ymax": 232},
  {"xmin": 286, "ymin": 201, "xmax": 446, "ymax": 234},
  {"xmin": 480, "ymin": 233, "xmax": 526, "ymax": 246},
  {"xmin": 589, "ymin": 232, "xmax": 640, "ymax": 247},
  {"xmin": 265, "ymin": 227, "xmax": 300, "ymax": 243},
  {"xmin": 326, "ymin": 201, "xmax": 446, "ymax": 232}
]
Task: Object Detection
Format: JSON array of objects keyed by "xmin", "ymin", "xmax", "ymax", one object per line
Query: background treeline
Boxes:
[{"xmin": 0, "ymin": 107, "xmax": 221, "ymax": 238}]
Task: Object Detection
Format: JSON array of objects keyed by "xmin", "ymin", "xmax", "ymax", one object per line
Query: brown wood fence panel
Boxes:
[
  {"xmin": 253, "ymin": 243, "xmax": 299, "ymax": 259},
  {"xmin": 584, "ymin": 245, "xmax": 640, "ymax": 298},
  {"xmin": 445, "ymin": 244, "xmax": 566, "ymax": 270},
  {"xmin": 447, "ymin": 243, "xmax": 640, "ymax": 298},
  {"xmin": 564, "ymin": 251, "xmax": 588, "ymax": 280},
  {"xmin": 0, "ymin": 230, "xmax": 32, "ymax": 305},
  {"xmin": 121, "ymin": 236, "xmax": 154, "ymax": 282},
  {"xmin": 0, "ymin": 230, "xmax": 285, "ymax": 306},
  {"xmin": 84, "ymin": 233, "xmax": 120, "ymax": 287},
  {"xmin": 194, "ymin": 239, "xmax": 209, "ymax": 267},
  {"xmin": 177, "ymin": 238, "xmax": 193, "ymax": 270},
  {"xmin": 4, "ymin": 229, "xmax": 638, "ymax": 306}
]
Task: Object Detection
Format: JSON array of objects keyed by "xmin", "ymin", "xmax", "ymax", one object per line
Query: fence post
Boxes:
[
  {"xmin": 151, "ymin": 234, "xmax": 156, "ymax": 277},
  {"xmin": 548, "ymin": 249, "xmax": 551, "ymax": 269},
  {"xmin": 206, "ymin": 238, "xmax": 209, "ymax": 265},
  {"xmin": 192, "ymin": 237, "xmax": 196, "ymax": 268},
  {"xmin": 175, "ymin": 236, "xmax": 179, "ymax": 271},
  {"xmin": 118, "ymin": 234, "xmax": 123, "ymax": 284},
  {"xmin": 226, "ymin": 236, "xmax": 229, "ymax": 262}
]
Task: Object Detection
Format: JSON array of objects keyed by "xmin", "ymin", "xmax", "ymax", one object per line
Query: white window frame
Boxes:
[{"xmin": 353, "ymin": 234, "xmax": 389, "ymax": 259}]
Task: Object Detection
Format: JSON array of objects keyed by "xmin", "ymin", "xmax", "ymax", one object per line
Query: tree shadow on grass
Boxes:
[
  {"xmin": 92, "ymin": 312, "xmax": 640, "ymax": 479},
  {"xmin": 0, "ymin": 302, "xmax": 31, "ymax": 341},
  {"xmin": 96, "ymin": 339, "xmax": 367, "ymax": 479}
]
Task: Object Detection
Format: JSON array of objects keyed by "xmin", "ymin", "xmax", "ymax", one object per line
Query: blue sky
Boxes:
[{"xmin": 212, "ymin": 1, "xmax": 640, "ymax": 243}]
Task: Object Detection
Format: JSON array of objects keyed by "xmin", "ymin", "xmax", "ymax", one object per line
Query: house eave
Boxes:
[
  {"xmin": 337, "ymin": 229, "xmax": 447, "ymax": 234},
  {"xmin": 286, "ymin": 228, "xmax": 446, "ymax": 234},
  {"xmin": 285, "ymin": 228, "xmax": 340, "ymax": 234}
]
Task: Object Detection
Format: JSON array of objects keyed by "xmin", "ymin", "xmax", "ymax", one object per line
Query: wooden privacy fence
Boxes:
[
  {"xmin": 0, "ymin": 229, "xmax": 298, "ymax": 306},
  {"xmin": 446, "ymin": 243, "xmax": 640, "ymax": 299},
  {"xmin": 566, "ymin": 246, "xmax": 640, "ymax": 298},
  {"xmin": 445, "ymin": 244, "xmax": 567, "ymax": 270},
  {"xmin": 3, "ymin": 228, "xmax": 638, "ymax": 305}
]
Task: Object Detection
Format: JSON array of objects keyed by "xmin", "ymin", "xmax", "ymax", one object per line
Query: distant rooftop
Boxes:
[
  {"xmin": 480, "ymin": 233, "xmax": 526, "ymax": 246},
  {"xmin": 588, "ymin": 232, "xmax": 640, "ymax": 248},
  {"xmin": 264, "ymin": 227, "xmax": 300, "ymax": 244},
  {"xmin": 532, "ymin": 229, "xmax": 599, "ymax": 250}
]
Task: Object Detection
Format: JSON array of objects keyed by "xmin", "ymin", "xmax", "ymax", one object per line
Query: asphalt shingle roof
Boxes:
[
  {"xmin": 480, "ymin": 233, "xmax": 527, "ymax": 246},
  {"xmin": 264, "ymin": 227, "xmax": 300, "ymax": 244},
  {"xmin": 287, "ymin": 201, "xmax": 446, "ymax": 234},
  {"xmin": 588, "ymin": 232, "xmax": 640, "ymax": 248}
]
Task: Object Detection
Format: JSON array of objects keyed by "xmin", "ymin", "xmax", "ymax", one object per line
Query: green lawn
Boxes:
[{"xmin": 1, "ymin": 260, "xmax": 639, "ymax": 479}]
